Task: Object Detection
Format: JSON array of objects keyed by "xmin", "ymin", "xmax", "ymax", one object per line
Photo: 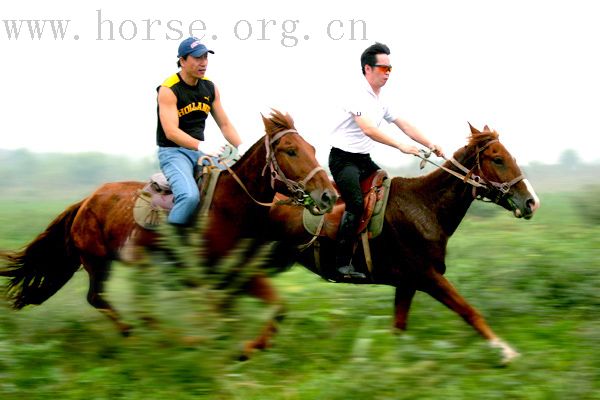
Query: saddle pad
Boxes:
[
  {"xmin": 302, "ymin": 176, "xmax": 391, "ymax": 238},
  {"xmin": 303, "ymin": 211, "xmax": 325, "ymax": 236},
  {"xmin": 133, "ymin": 186, "xmax": 168, "ymax": 230}
]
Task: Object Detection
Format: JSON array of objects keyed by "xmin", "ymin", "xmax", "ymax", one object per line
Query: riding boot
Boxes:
[{"xmin": 335, "ymin": 211, "xmax": 366, "ymax": 279}]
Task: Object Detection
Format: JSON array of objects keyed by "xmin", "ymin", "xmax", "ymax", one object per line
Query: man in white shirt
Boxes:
[{"xmin": 329, "ymin": 42, "xmax": 444, "ymax": 279}]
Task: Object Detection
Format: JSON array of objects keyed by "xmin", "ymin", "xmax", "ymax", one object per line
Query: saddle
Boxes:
[
  {"xmin": 133, "ymin": 160, "xmax": 222, "ymax": 229},
  {"xmin": 292, "ymin": 170, "xmax": 390, "ymax": 281},
  {"xmin": 302, "ymin": 169, "xmax": 390, "ymax": 240}
]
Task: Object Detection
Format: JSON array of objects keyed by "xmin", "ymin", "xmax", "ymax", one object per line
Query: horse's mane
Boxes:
[
  {"xmin": 263, "ymin": 109, "xmax": 296, "ymax": 136},
  {"xmin": 237, "ymin": 109, "xmax": 297, "ymax": 164},
  {"xmin": 468, "ymin": 126, "xmax": 499, "ymax": 147}
]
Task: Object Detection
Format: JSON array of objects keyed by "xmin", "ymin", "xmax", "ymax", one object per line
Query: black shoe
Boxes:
[
  {"xmin": 335, "ymin": 211, "xmax": 366, "ymax": 279},
  {"xmin": 337, "ymin": 264, "xmax": 366, "ymax": 279}
]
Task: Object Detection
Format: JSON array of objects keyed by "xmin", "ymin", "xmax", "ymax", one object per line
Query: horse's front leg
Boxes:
[
  {"xmin": 420, "ymin": 269, "xmax": 519, "ymax": 365},
  {"xmin": 240, "ymin": 273, "xmax": 285, "ymax": 360},
  {"xmin": 394, "ymin": 283, "xmax": 416, "ymax": 331}
]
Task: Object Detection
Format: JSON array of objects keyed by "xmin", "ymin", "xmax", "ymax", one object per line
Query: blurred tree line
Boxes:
[
  {"xmin": 1, "ymin": 147, "xmax": 599, "ymax": 222},
  {"xmin": 0, "ymin": 149, "xmax": 158, "ymax": 198},
  {"xmin": 382, "ymin": 148, "xmax": 600, "ymax": 224},
  {"xmin": 382, "ymin": 148, "xmax": 599, "ymax": 193},
  {"xmin": 2, "ymin": 148, "xmax": 597, "ymax": 194}
]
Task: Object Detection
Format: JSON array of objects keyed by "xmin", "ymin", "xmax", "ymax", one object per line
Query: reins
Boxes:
[
  {"xmin": 415, "ymin": 139, "xmax": 525, "ymax": 202},
  {"xmin": 219, "ymin": 128, "xmax": 325, "ymax": 208},
  {"xmin": 220, "ymin": 162, "xmax": 276, "ymax": 207},
  {"xmin": 416, "ymin": 151, "xmax": 487, "ymax": 189}
]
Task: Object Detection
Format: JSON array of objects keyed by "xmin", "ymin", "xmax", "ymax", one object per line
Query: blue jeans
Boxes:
[{"xmin": 158, "ymin": 146, "xmax": 217, "ymax": 225}]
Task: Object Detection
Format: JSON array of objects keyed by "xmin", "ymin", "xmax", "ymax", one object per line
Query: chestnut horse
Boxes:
[
  {"xmin": 268, "ymin": 124, "xmax": 540, "ymax": 364},
  {"xmin": 0, "ymin": 110, "xmax": 337, "ymax": 355}
]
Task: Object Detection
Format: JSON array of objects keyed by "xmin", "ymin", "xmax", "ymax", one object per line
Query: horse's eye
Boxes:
[
  {"xmin": 286, "ymin": 149, "xmax": 297, "ymax": 156},
  {"xmin": 492, "ymin": 157, "xmax": 504, "ymax": 165}
]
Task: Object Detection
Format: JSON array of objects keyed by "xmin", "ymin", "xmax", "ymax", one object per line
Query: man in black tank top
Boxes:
[{"xmin": 156, "ymin": 37, "xmax": 248, "ymax": 226}]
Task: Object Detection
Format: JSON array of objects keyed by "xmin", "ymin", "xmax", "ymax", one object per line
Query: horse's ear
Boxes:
[
  {"xmin": 283, "ymin": 110, "xmax": 294, "ymax": 127},
  {"xmin": 261, "ymin": 113, "xmax": 272, "ymax": 131},
  {"xmin": 468, "ymin": 122, "xmax": 480, "ymax": 135},
  {"xmin": 483, "ymin": 125, "xmax": 491, "ymax": 132}
]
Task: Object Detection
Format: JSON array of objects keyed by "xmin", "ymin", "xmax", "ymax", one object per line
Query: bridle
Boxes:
[
  {"xmin": 221, "ymin": 128, "xmax": 325, "ymax": 208},
  {"xmin": 417, "ymin": 139, "xmax": 525, "ymax": 204},
  {"xmin": 262, "ymin": 129, "xmax": 325, "ymax": 206}
]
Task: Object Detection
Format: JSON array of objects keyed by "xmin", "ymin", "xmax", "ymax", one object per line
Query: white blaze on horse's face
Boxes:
[{"xmin": 523, "ymin": 179, "xmax": 540, "ymax": 213}]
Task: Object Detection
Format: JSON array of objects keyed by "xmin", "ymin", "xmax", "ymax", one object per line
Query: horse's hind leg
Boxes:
[
  {"xmin": 81, "ymin": 254, "xmax": 133, "ymax": 336},
  {"xmin": 240, "ymin": 273, "xmax": 285, "ymax": 360}
]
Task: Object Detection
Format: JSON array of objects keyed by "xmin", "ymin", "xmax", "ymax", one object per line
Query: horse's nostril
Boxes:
[
  {"xmin": 526, "ymin": 198, "xmax": 532, "ymax": 208},
  {"xmin": 321, "ymin": 190, "xmax": 337, "ymax": 206},
  {"xmin": 526, "ymin": 197, "xmax": 539, "ymax": 212}
]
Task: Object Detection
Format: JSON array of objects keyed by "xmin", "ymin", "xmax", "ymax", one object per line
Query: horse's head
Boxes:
[
  {"xmin": 457, "ymin": 124, "xmax": 540, "ymax": 219},
  {"xmin": 261, "ymin": 110, "xmax": 337, "ymax": 215}
]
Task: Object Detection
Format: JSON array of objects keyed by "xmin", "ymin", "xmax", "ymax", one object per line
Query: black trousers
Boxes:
[{"xmin": 329, "ymin": 147, "xmax": 380, "ymax": 217}]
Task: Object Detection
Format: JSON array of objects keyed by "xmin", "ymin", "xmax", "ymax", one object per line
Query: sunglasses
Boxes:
[{"xmin": 373, "ymin": 64, "xmax": 393, "ymax": 73}]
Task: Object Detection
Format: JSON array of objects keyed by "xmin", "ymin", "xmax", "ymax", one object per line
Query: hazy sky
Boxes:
[{"xmin": 2, "ymin": 0, "xmax": 599, "ymax": 167}]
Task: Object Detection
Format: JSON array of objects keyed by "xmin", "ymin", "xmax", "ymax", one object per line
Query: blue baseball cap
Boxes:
[{"xmin": 177, "ymin": 37, "xmax": 214, "ymax": 58}]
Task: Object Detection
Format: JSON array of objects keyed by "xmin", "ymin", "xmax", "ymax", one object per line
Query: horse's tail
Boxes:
[{"xmin": 0, "ymin": 200, "xmax": 84, "ymax": 309}]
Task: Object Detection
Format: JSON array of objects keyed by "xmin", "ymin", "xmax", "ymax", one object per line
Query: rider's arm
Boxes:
[
  {"xmin": 354, "ymin": 114, "xmax": 419, "ymax": 155},
  {"xmin": 157, "ymin": 86, "xmax": 203, "ymax": 150},
  {"xmin": 393, "ymin": 117, "xmax": 444, "ymax": 157}
]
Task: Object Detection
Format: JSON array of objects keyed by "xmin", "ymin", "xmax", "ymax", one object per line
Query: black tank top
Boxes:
[{"xmin": 156, "ymin": 73, "xmax": 215, "ymax": 147}]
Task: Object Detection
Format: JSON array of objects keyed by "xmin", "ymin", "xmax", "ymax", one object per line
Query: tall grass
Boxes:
[{"xmin": 0, "ymin": 193, "xmax": 599, "ymax": 399}]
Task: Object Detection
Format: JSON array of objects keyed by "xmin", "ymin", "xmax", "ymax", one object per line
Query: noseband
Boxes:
[
  {"xmin": 418, "ymin": 139, "xmax": 525, "ymax": 203},
  {"xmin": 464, "ymin": 140, "xmax": 525, "ymax": 202}
]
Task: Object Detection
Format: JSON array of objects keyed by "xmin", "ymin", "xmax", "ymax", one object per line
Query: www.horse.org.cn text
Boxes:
[{"xmin": 1, "ymin": 9, "xmax": 369, "ymax": 47}]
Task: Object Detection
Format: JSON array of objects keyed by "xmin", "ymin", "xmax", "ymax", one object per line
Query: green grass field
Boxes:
[{"xmin": 0, "ymin": 193, "xmax": 599, "ymax": 399}]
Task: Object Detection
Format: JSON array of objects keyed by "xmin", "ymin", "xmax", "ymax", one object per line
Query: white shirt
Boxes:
[{"xmin": 329, "ymin": 78, "xmax": 397, "ymax": 154}]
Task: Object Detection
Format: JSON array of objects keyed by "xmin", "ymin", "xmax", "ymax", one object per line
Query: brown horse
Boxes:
[
  {"xmin": 0, "ymin": 110, "xmax": 337, "ymax": 355},
  {"xmin": 268, "ymin": 124, "xmax": 540, "ymax": 364}
]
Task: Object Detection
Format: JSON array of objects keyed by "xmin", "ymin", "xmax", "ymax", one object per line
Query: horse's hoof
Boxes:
[
  {"xmin": 500, "ymin": 349, "xmax": 521, "ymax": 366},
  {"xmin": 238, "ymin": 342, "xmax": 253, "ymax": 361},
  {"xmin": 489, "ymin": 338, "xmax": 520, "ymax": 366},
  {"xmin": 120, "ymin": 324, "xmax": 133, "ymax": 337}
]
